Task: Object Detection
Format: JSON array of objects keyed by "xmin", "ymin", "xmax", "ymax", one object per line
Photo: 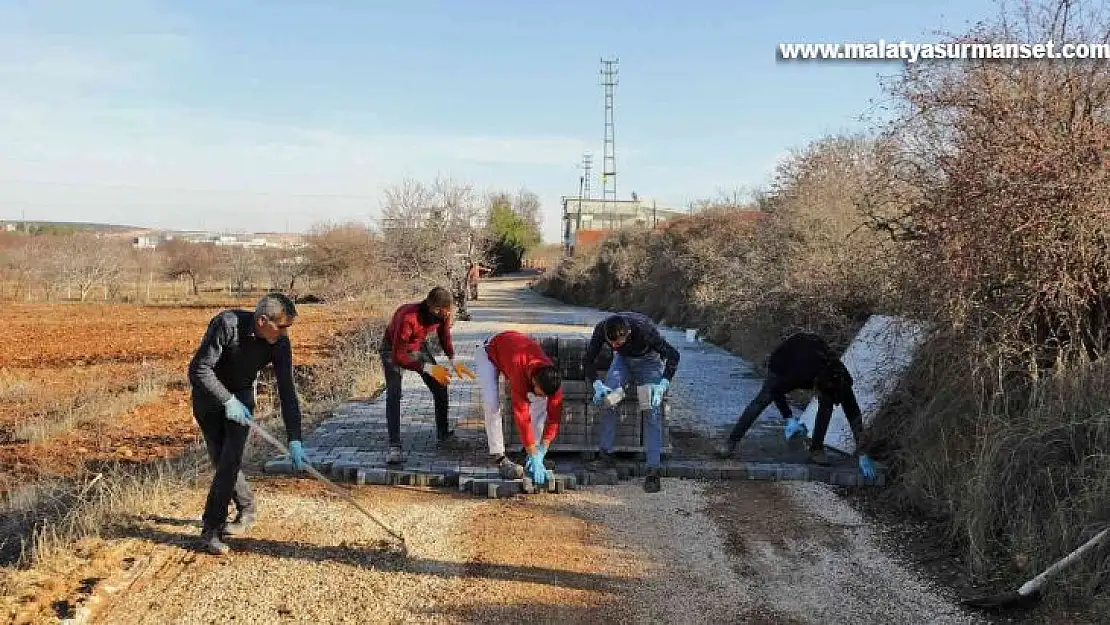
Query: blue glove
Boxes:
[
  {"xmin": 783, "ymin": 417, "xmax": 808, "ymax": 440},
  {"xmin": 223, "ymin": 396, "xmax": 252, "ymax": 426},
  {"xmin": 591, "ymin": 380, "xmax": 612, "ymax": 405},
  {"xmin": 289, "ymin": 440, "xmax": 309, "ymax": 472},
  {"xmin": 858, "ymin": 455, "xmax": 876, "ymax": 480},
  {"xmin": 526, "ymin": 451, "xmax": 547, "ymax": 485},
  {"xmin": 649, "ymin": 378, "xmax": 670, "ymax": 408}
]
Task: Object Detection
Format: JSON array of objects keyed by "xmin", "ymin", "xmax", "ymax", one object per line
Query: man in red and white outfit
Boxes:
[{"xmin": 474, "ymin": 330, "xmax": 563, "ymax": 485}]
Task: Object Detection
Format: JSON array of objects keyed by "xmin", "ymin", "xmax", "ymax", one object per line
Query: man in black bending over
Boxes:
[
  {"xmin": 188, "ymin": 292, "xmax": 310, "ymax": 556},
  {"xmin": 716, "ymin": 332, "xmax": 877, "ymax": 479}
]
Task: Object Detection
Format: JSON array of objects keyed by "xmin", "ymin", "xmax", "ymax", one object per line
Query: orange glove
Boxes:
[
  {"xmin": 451, "ymin": 360, "xmax": 476, "ymax": 381},
  {"xmin": 423, "ymin": 363, "xmax": 451, "ymax": 386}
]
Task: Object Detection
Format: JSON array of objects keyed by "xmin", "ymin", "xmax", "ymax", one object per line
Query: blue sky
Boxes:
[{"xmin": 0, "ymin": 0, "xmax": 1000, "ymax": 242}]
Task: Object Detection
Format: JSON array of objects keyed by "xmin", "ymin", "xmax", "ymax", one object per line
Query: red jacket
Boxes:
[
  {"xmin": 486, "ymin": 331, "xmax": 562, "ymax": 448},
  {"xmin": 385, "ymin": 302, "xmax": 455, "ymax": 372}
]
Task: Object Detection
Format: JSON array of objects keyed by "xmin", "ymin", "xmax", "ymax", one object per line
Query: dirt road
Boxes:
[{"xmin": 35, "ymin": 474, "xmax": 983, "ymax": 624}]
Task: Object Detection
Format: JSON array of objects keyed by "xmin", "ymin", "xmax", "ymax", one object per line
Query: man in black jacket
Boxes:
[
  {"xmin": 187, "ymin": 292, "xmax": 309, "ymax": 555},
  {"xmin": 716, "ymin": 332, "xmax": 876, "ymax": 479},
  {"xmin": 584, "ymin": 312, "xmax": 680, "ymax": 493}
]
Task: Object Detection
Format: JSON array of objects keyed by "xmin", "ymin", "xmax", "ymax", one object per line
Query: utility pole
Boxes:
[
  {"xmin": 581, "ymin": 152, "xmax": 593, "ymax": 200},
  {"xmin": 600, "ymin": 58, "xmax": 618, "ymax": 229}
]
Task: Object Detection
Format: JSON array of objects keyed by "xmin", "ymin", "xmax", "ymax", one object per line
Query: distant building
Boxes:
[
  {"xmin": 560, "ymin": 197, "xmax": 687, "ymax": 255},
  {"xmin": 132, "ymin": 235, "xmax": 160, "ymax": 249}
]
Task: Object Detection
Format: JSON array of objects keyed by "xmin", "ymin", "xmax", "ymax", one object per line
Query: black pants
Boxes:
[
  {"xmin": 726, "ymin": 373, "xmax": 795, "ymax": 444},
  {"xmin": 726, "ymin": 374, "xmax": 864, "ymax": 452},
  {"xmin": 379, "ymin": 341, "xmax": 450, "ymax": 445},
  {"xmin": 468, "ymin": 282, "xmax": 478, "ymax": 300},
  {"xmin": 192, "ymin": 387, "xmax": 255, "ymax": 531}
]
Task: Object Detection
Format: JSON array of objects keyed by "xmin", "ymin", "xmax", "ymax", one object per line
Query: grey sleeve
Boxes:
[{"xmin": 187, "ymin": 315, "xmax": 234, "ymax": 404}]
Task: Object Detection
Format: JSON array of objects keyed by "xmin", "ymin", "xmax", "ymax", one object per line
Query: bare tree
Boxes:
[
  {"xmin": 259, "ymin": 246, "xmax": 310, "ymax": 294},
  {"xmin": 221, "ymin": 245, "xmax": 260, "ymax": 297},
  {"xmin": 130, "ymin": 246, "xmax": 162, "ymax": 303},
  {"xmin": 379, "ymin": 176, "xmax": 484, "ymax": 284},
  {"xmin": 302, "ymin": 221, "xmax": 381, "ymax": 299},
  {"xmin": 55, "ymin": 234, "xmax": 128, "ymax": 302},
  {"xmin": 513, "ymin": 188, "xmax": 543, "ymax": 234},
  {"xmin": 163, "ymin": 239, "xmax": 218, "ymax": 296}
]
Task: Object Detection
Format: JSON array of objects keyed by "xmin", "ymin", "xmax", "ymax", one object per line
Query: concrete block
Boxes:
[
  {"xmin": 721, "ymin": 465, "xmax": 747, "ymax": 480},
  {"xmin": 545, "ymin": 470, "xmax": 557, "ymax": 493},
  {"xmin": 590, "ymin": 469, "xmax": 619, "ymax": 485},
  {"xmin": 807, "ymin": 466, "xmax": 832, "ymax": 483},
  {"xmin": 747, "ymin": 464, "xmax": 776, "ymax": 481},
  {"xmin": 366, "ymin": 469, "xmax": 390, "ymax": 485},
  {"xmin": 355, "ymin": 469, "xmax": 367, "ymax": 485},
  {"xmin": 663, "ymin": 464, "xmax": 698, "ymax": 479},
  {"xmin": 487, "ymin": 481, "xmax": 522, "ymax": 498},
  {"xmin": 264, "ymin": 459, "xmax": 293, "ymax": 474},
  {"xmin": 521, "ymin": 477, "xmax": 536, "ymax": 494},
  {"xmin": 562, "ymin": 474, "xmax": 577, "ymax": 490},
  {"xmin": 331, "ymin": 462, "xmax": 356, "ymax": 481},
  {"xmin": 830, "ymin": 471, "xmax": 859, "ymax": 487},
  {"xmin": 695, "ymin": 466, "xmax": 723, "ymax": 480},
  {"xmin": 779, "ymin": 465, "xmax": 810, "ymax": 481},
  {"xmin": 469, "ymin": 479, "xmax": 496, "ymax": 496}
]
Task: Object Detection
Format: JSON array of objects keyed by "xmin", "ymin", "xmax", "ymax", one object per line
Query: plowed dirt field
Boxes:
[{"xmin": 0, "ymin": 302, "xmax": 366, "ymax": 494}]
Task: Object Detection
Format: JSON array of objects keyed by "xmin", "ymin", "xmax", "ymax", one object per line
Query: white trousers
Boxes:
[{"xmin": 474, "ymin": 340, "xmax": 548, "ymax": 456}]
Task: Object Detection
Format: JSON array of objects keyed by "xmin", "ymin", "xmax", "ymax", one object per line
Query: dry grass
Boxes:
[{"xmin": 12, "ymin": 366, "xmax": 171, "ymax": 444}]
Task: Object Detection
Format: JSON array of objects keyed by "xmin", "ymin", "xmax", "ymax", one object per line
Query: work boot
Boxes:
[
  {"xmin": 808, "ymin": 447, "xmax": 831, "ymax": 466},
  {"xmin": 586, "ymin": 451, "xmax": 616, "ymax": 472},
  {"xmin": 437, "ymin": 430, "xmax": 464, "ymax": 450},
  {"xmin": 221, "ymin": 508, "xmax": 256, "ymax": 537},
  {"xmin": 494, "ymin": 455, "xmax": 524, "ymax": 479},
  {"xmin": 199, "ymin": 528, "xmax": 230, "ymax": 556},
  {"xmin": 715, "ymin": 440, "xmax": 737, "ymax": 459},
  {"xmin": 386, "ymin": 446, "xmax": 404, "ymax": 465},
  {"xmin": 643, "ymin": 468, "xmax": 662, "ymax": 493}
]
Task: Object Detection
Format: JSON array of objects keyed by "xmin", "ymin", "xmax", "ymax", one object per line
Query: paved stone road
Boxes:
[{"xmin": 266, "ymin": 275, "xmax": 873, "ymax": 487}]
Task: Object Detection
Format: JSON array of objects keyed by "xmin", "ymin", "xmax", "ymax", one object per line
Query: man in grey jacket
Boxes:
[{"xmin": 187, "ymin": 292, "xmax": 309, "ymax": 555}]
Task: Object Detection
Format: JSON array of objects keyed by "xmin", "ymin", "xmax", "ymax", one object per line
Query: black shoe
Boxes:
[
  {"xmin": 643, "ymin": 468, "xmax": 662, "ymax": 493},
  {"xmin": 586, "ymin": 451, "xmax": 616, "ymax": 472},
  {"xmin": 221, "ymin": 509, "xmax": 256, "ymax": 537},
  {"xmin": 199, "ymin": 528, "xmax": 230, "ymax": 555},
  {"xmin": 437, "ymin": 430, "xmax": 464, "ymax": 449},
  {"xmin": 808, "ymin": 448, "xmax": 831, "ymax": 466}
]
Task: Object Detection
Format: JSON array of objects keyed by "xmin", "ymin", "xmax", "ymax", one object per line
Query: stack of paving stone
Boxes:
[{"xmin": 499, "ymin": 335, "xmax": 669, "ymax": 454}]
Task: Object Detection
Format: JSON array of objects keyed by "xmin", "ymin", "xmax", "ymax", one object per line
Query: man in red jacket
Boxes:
[
  {"xmin": 379, "ymin": 286, "xmax": 475, "ymax": 464},
  {"xmin": 474, "ymin": 330, "xmax": 563, "ymax": 484}
]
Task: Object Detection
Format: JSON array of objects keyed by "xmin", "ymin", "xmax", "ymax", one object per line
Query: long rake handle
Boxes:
[
  {"xmin": 1018, "ymin": 527, "xmax": 1109, "ymax": 596},
  {"xmin": 247, "ymin": 421, "xmax": 407, "ymax": 546}
]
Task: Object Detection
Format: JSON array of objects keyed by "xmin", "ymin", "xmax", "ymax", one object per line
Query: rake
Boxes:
[
  {"xmin": 246, "ymin": 421, "xmax": 409, "ymax": 557},
  {"xmin": 961, "ymin": 527, "xmax": 1108, "ymax": 612}
]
